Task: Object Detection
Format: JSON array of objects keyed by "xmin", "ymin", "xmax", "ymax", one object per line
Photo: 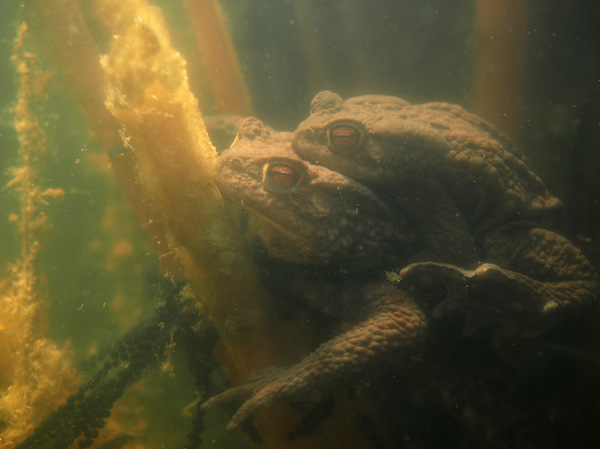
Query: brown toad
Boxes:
[
  {"xmin": 293, "ymin": 91, "xmax": 561, "ymax": 233},
  {"xmin": 293, "ymin": 91, "xmax": 598, "ymax": 339},
  {"xmin": 204, "ymin": 117, "xmax": 427, "ymax": 431},
  {"xmin": 216, "ymin": 118, "xmax": 419, "ymax": 269}
]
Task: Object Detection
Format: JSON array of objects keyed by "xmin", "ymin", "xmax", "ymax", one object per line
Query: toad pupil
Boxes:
[
  {"xmin": 329, "ymin": 124, "xmax": 360, "ymax": 150},
  {"xmin": 266, "ymin": 164, "xmax": 299, "ymax": 188}
]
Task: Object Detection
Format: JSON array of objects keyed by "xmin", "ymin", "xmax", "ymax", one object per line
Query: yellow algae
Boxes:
[
  {"xmin": 91, "ymin": 0, "xmax": 168, "ymax": 39},
  {"xmin": 26, "ymin": 0, "xmax": 185, "ymax": 279},
  {"xmin": 100, "ymin": 9, "xmax": 275, "ymax": 379},
  {"xmin": 98, "ymin": 9, "xmax": 376, "ymax": 448},
  {"xmin": 99, "ymin": 9, "xmax": 325, "ymax": 448},
  {"xmin": 0, "ymin": 23, "xmax": 77, "ymax": 447},
  {"xmin": 7, "ymin": 1, "xmax": 376, "ymax": 447}
]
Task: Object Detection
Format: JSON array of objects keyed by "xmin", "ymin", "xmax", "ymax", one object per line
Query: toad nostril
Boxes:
[{"xmin": 229, "ymin": 158, "xmax": 244, "ymax": 168}]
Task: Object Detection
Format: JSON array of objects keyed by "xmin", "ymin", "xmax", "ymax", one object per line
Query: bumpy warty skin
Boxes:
[
  {"xmin": 399, "ymin": 225, "xmax": 598, "ymax": 340},
  {"xmin": 293, "ymin": 91, "xmax": 563, "ymax": 236},
  {"xmin": 216, "ymin": 117, "xmax": 420, "ymax": 269},
  {"xmin": 209, "ymin": 117, "xmax": 427, "ymax": 431},
  {"xmin": 292, "ymin": 91, "xmax": 598, "ymax": 338},
  {"xmin": 204, "ymin": 102, "xmax": 598, "ymax": 446}
]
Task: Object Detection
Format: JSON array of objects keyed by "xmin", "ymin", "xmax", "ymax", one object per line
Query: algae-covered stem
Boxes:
[
  {"xmin": 100, "ymin": 13, "xmax": 276, "ymax": 380},
  {"xmin": 99, "ymin": 9, "xmax": 374, "ymax": 448},
  {"xmin": 22, "ymin": 0, "xmax": 276, "ymax": 384},
  {"xmin": 25, "ymin": 0, "xmax": 186, "ymax": 279},
  {"xmin": 0, "ymin": 21, "xmax": 77, "ymax": 447},
  {"xmin": 98, "ymin": 14, "xmax": 332, "ymax": 449},
  {"xmin": 19, "ymin": 0, "xmax": 377, "ymax": 446}
]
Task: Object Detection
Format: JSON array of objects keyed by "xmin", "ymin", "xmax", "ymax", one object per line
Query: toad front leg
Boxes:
[
  {"xmin": 201, "ymin": 283, "xmax": 426, "ymax": 432},
  {"xmin": 400, "ymin": 227, "xmax": 597, "ymax": 341}
]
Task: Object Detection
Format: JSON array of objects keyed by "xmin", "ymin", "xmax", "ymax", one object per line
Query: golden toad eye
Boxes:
[
  {"xmin": 264, "ymin": 164, "xmax": 300, "ymax": 190},
  {"xmin": 328, "ymin": 124, "xmax": 361, "ymax": 151}
]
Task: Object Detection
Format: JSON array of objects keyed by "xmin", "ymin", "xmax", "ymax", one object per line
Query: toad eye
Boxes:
[
  {"xmin": 328, "ymin": 123, "xmax": 361, "ymax": 152},
  {"xmin": 264, "ymin": 163, "xmax": 300, "ymax": 191}
]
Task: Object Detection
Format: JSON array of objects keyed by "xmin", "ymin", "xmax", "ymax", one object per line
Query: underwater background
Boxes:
[{"xmin": 0, "ymin": 1, "xmax": 599, "ymax": 448}]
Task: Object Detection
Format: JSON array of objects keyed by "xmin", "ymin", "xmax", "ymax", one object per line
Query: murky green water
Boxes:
[{"xmin": 0, "ymin": 1, "xmax": 598, "ymax": 448}]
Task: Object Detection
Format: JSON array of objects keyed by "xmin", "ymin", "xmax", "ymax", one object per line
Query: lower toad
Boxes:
[{"xmin": 206, "ymin": 118, "xmax": 427, "ymax": 432}]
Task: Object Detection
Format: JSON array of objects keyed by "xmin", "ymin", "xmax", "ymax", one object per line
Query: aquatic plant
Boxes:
[
  {"xmin": 184, "ymin": 0, "xmax": 253, "ymax": 115},
  {"xmin": 3, "ymin": 1, "xmax": 372, "ymax": 448},
  {"xmin": 13, "ymin": 281, "xmax": 220, "ymax": 449},
  {"xmin": 0, "ymin": 21, "xmax": 79, "ymax": 448},
  {"xmin": 4, "ymin": 1, "xmax": 562, "ymax": 448}
]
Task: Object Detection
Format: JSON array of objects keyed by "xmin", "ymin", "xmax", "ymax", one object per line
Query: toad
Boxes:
[
  {"xmin": 205, "ymin": 117, "xmax": 427, "ymax": 432},
  {"xmin": 293, "ymin": 91, "xmax": 562, "ymax": 238},
  {"xmin": 293, "ymin": 91, "xmax": 598, "ymax": 339}
]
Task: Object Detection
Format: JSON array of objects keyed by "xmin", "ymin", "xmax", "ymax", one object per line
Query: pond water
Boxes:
[{"xmin": 0, "ymin": 1, "xmax": 598, "ymax": 448}]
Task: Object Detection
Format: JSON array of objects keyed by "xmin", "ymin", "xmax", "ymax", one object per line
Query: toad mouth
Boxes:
[{"xmin": 226, "ymin": 195, "xmax": 310, "ymax": 245}]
